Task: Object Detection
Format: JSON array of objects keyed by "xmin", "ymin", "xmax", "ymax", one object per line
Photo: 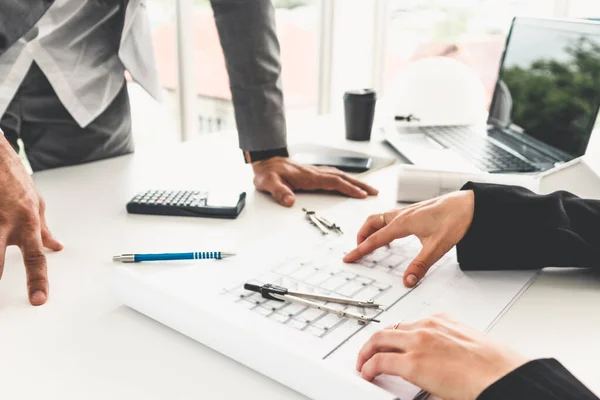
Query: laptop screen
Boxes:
[{"xmin": 488, "ymin": 18, "xmax": 600, "ymax": 160}]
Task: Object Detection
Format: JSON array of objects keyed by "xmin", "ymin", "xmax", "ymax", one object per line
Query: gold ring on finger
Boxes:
[{"xmin": 380, "ymin": 212, "xmax": 387, "ymax": 227}]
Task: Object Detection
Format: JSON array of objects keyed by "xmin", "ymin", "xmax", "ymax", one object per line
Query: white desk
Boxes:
[{"xmin": 2, "ymin": 121, "xmax": 600, "ymax": 399}]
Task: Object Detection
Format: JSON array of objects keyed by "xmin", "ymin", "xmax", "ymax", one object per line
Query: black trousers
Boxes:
[{"xmin": 0, "ymin": 62, "xmax": 134, "ymax": 171}]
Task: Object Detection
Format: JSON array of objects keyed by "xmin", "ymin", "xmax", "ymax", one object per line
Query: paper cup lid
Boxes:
[{"xmin": 344, "ymin": 89, "xmax": 377, "ymax": 100}]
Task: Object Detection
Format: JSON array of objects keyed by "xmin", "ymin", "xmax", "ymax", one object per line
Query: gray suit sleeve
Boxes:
[
  {"xmin": 0, "ymin": 0, "xmax": 50, "ymax": 57},
  {"xmin": 210, "ymin": 0, "xmax": 287, "ymax": 152}
]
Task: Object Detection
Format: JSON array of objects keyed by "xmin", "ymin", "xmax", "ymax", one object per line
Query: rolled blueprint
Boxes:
[{"xmin": 397, "ymin": 164, "xmax": 539, "ymax": 203}]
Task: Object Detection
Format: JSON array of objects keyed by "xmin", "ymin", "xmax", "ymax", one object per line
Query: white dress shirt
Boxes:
[{"xmin": 0, "ymin": 0, "xmax": 129, "ymax": 128}]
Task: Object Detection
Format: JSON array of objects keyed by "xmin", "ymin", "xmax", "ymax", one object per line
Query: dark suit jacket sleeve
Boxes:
[
  {"xmin": 477, "ymin": 359, "xmax": 598, "ymax": 400},
  {"xmin": 210, "ymin": 0, "xmax": 287, "ymax": 152},
  {"xmin": 0, "ymin": 0, "xmax": 51, "ymax": 57},
  {"xmin": 456, "ymin": 182, "xmax": 600, "ymax": 270}
]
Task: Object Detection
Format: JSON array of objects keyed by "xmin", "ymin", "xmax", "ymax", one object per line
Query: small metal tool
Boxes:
[
  {"xmin": 244, "ymin": 283, "xmax": 381, "ymax": 324},
  {"xmin": 304, "ymin": 209, "xmax": 330, "ymax": 235},
  {"xmin": 302, "ymin": 208, "xmax": 343, "ymax": 235},
  {"xmin": 314, "ymin": 214, "xmax": 343, "ymax": 234}
]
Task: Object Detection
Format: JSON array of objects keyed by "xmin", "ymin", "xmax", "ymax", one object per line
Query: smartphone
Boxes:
[{"xmin": 293, "ymin": 153, "xmax": 373, "ymax": 173}]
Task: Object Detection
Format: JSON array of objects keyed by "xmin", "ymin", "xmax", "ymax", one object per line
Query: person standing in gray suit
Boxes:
[{"xmin": 0, "ymin": 0, "xmax": 378, "ymax": 306}]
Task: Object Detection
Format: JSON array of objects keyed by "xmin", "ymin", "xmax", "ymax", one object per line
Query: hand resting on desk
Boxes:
[
  {"xmin": 357, "ymin": 313, "xmax": 529, "ymax": 400},
  {"xmin": 0, "ymin": 137, "xmax": 63, "ymax": 306},
  {"xmin": 252, "ymin": 157, "xmax": 378, "ymax": 207}
]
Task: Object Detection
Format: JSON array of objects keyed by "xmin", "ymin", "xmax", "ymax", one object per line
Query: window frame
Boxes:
[
  {"xmin": 175, "ymin": 0, "xmax": 198, "ymax": 142},
  {"xmin": 174, "ymin": 0, "xmax": 329, "ymax": 141}
]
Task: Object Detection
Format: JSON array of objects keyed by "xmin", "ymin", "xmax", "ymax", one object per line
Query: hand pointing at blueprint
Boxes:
[{"xmin": 343, "ymin": 190, "xmax": 475, "ymax": 288}]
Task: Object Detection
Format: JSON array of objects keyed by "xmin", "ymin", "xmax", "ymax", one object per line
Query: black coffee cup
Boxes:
[{"xmin": 344, "ymin": 89, "xmax": 377, "ymax": 141}]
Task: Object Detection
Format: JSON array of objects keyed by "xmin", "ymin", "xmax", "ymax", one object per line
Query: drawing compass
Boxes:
[
  {"xmin": 244, "ymin": 283, "xmax": 381, "ymax": 324},
  {"xmin": 302, "ymin": 208, "xmax": 343, "ymax": 235}
]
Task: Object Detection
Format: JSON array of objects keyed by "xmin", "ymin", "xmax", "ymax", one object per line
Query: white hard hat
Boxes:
[{"xmin": 390, "ymin": 56, "xmax": 488, "ymax": 126}]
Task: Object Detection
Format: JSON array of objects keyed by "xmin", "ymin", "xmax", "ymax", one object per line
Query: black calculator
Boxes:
[{"xmin": 126, "ymin": 190, "xmax": 246, "ymax": 219}]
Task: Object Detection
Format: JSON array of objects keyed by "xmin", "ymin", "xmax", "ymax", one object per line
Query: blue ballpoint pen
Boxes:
[{"xmin": 112, "ymin": 251, "xmax": 236, "ymax": 263}]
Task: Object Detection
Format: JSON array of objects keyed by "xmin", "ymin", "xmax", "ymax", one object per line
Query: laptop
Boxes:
[{"xmin": 385, "ymin": 17, "xmax": 600, "ymax": 173}]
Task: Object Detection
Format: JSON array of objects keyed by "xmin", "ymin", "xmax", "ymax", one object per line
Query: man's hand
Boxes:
[
  {"xmin": 344, "ymin": 190, "xmax": 474, "ymax": 287},
  {"xmin": 357, "ymin": 314, "xmax": 530, "ymax": 400},
  {"xmin": 252, "ymin": 157, "xmax": 378, "ymax": 207},
  {"xmin": 0, "ymin": 138, "xmax": 63, "ymax": 306}
]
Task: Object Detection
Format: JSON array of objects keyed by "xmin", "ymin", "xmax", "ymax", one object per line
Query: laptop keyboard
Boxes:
[{"xmin": 424, "ymin": 126, "xmax": 538, "ymax": 172}]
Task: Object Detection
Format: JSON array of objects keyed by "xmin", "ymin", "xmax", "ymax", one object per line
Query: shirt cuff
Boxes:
[
  {"xmin": 455, "ymin": 182, "xmax": 542, "ymax": 270},
  {"xmin": 243, "ymin": 147, "xmax": 289, "ymax": 163},
  {"xmin": 455, "ymin": 181, "xmax": 508, "ymax": 269}
]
